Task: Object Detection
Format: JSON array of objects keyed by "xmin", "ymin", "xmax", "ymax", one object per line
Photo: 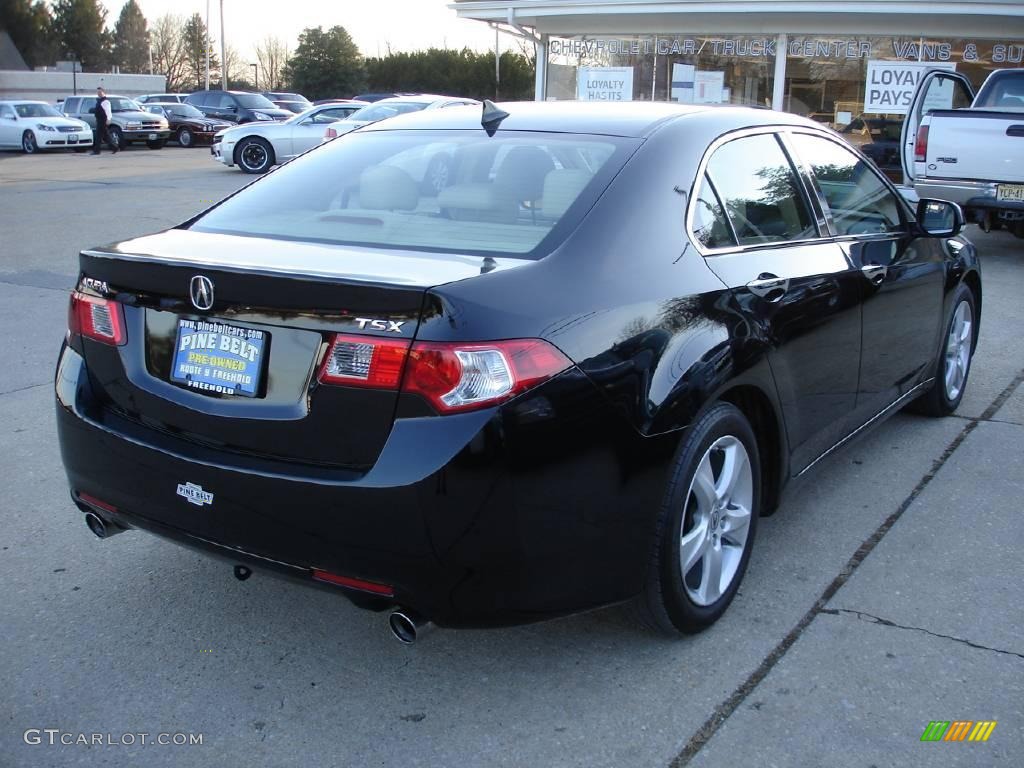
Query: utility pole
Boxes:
[
  {"xmin": 204, "ymin": 0, "xmax": 210, "ymax": 90},
  {"xmin": 220, "ymin": 0, "xmax": 227, "ymax": 89},
  {"xmin": 494, "ymin": 25, "xmax": 500, "ymax": 100}
]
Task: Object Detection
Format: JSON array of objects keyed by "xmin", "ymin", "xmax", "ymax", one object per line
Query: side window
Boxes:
[
  {"xmin": 217, "ymin": 94, "xmax": 237, "ymax": 109},
  {"xmin": 0, "ymin": 104, "xmax": 15, "ymax": 119},
  {"xmin": 706, "ymin": 133, "xmax": 817, "ymax": 245},
  {"xmin": 691, "ymin": 174, "xmax": 736, "ymax": 249},
  {"xmin": 63, "ymin": 98, "xmax": 78, "ymax": 113},
  {"xmin": 790, "ymin": 133, "xmax": 903, "ymax": 236},
  {"xmin": 80, "ymin": 98, "xmax": 97, "ymax": 112}
]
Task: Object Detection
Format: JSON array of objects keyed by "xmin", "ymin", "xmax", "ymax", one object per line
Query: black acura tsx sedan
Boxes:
[{"xmin": 56, "ymin": 101, "xmax": 980, "ymax": 641}]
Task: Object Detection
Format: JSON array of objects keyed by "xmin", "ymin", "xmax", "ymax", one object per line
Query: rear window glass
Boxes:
[{"xmin": 190, "ymin": 130, "xmax": 637, "ymax": 258}]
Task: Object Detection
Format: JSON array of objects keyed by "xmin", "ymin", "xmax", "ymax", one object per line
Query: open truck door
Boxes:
[{"xmin": 900, "ymin": 69, "xmax": 975, "ymax": 185}]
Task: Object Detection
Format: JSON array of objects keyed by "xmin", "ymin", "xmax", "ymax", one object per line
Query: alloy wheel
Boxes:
[
  {"xmin": 22, "ymin": 131, "xmax": 37, "ymax": 154},
  {"xmin": 179, "ymin": 128, "xmax": 193, "ymax": 147},
  {"xmin": 679, "ymin": 435, "xmax": 753, "ymax": 606},
  {"xmin": 240, "ymin": 141, "xmax": 268, "ymax": 172},
  {"xmin": 943, "ymin": 300, "xmax": 973, "ymax": 401}
]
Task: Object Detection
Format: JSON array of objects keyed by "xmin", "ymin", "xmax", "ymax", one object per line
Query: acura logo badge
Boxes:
[{"xmin": 189, "ymin": 275, "xmax": 214, "ymax": 311}]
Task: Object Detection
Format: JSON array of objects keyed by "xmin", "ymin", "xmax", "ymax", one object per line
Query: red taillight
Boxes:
[
  {"xmin": 914, "ymin": 125, "xmax": 929, "ymax": 163},
  {"xmin": 311, "ymin": 569, "xmax": 394, "ymax": 596},
  {"xmin": 404, "ymin": 339, "xmax": 572, "ymax": 414},
  {"xmin": 317, "ymin": 334, "xmax": 572, "ymax": 413},
  {"xmin": 318, "ymin": 334, "xmax": 410, "ymax": 388},
  {"xmin": 68, "ymin": 291, "xmax": 126, "ymax": 346}
]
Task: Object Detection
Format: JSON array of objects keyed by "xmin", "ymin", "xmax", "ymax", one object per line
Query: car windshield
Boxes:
[
  {"xmin": 190, "ymin": 130, "xmax": 636, "ymax": 258},
  {"xmin": 349, "ymin": 101, "xmax": 428, "ymax": 123},
  {"xmin": 109, "ymin": 97, "xmax": 141, "ymax": 112},
  {"xmin": 15, "ymin": 103, "xmax": 62, "ymax": 118},
  {"xmin": 167, "ymin": 104, "xmax": 205, "ymax": 118},
  {"xmin": 234, "ymin": 93, "xmax": 277, "ymax": 109},
  {"xmin": 270, "ymin": 93, "xmax": 309, "ymax": 103},
  {"xmin": 975, "ymin": 74, "xmax": 1024, "ymax": 110}
]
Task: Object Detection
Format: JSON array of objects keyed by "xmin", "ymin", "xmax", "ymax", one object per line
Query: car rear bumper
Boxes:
[
  {"xmin": 914, "ymin": 179, "xmax": 1024, "ymax": 218},
  {"xmin": 55, "ymin": 344, "xmax": 670, "ymax": 628}
]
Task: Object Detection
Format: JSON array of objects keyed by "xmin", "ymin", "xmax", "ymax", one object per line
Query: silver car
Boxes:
[{"xmin": 211, "ymin": 101, "xmax": 369, "ymax": 174}]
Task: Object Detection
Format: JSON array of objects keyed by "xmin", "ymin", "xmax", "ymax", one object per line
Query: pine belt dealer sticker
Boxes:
[
  {"xmin": 176, "ymin": 482, "xmax": 213, "ymax": 507},
  {"xmin": 171, "ymin": 319, "xmax": 267, "ymax": 397}
]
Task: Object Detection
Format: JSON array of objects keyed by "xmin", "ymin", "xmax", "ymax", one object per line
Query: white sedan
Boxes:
[
  {"xmin": 0, "ymin": 100, "xmax": 92, "ymax": 153},
  {"xmin": 211, "ymin": 101, "xmax": 369, "ymax": 174}
]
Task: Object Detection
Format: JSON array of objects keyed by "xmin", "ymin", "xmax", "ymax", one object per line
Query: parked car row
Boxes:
[{"xmin": 212, "ymin": 94, "xmax": 478, "ymax": 174}]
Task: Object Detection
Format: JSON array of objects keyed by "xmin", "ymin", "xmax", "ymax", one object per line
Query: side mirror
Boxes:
[{"xmin": 917, "ymin": 199, "xmax": 964, "ymax": 238}]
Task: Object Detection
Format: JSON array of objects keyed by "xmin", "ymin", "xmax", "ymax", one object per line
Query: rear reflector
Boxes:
[
  {"xmin": 311, "ymin": 569, "xmax": 394, "ymax": 597},
  {"xmin": 78, "ymin": 491, "xmax": 118, "ymax": 515},
  {"xmin": 69, "ymin": 292, "xmax": 126, "ymax": 346},
  {"xmin": 914, "ymin": 125, "xmax": 929, "ymax": 163},
  {"xmin": 317, "ymin": 334, "xmax": 572, "ymax": 413}
]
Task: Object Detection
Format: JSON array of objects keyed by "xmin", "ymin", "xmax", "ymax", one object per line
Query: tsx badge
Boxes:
[{"xmin": 176, "ymin": 482, "xmax": 214, "ymax": 507}]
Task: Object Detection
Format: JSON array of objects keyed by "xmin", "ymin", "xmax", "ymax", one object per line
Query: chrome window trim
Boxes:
[{"xmin": 685, "ymin": 125, "xmax": 832, "ymax": 258}]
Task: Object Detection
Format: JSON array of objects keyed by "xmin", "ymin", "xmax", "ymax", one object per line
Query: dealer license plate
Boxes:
[
  {"xmin": 67, "ymin": 135, "xmax": 77, "ymax": 144},
  {"xmin": 997, "ymin": 184, "xmax": 1024, "ymax": 202},
  {"xmin": 170, "ymin": 319, "xmax": 267, "ymax": 397}
]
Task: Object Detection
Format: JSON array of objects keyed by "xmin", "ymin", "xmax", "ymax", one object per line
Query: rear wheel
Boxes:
[
  {"xmin": 22, "ymin": 130, "xmax": 38, "ymax": 154},
  {"xmin": 630, "ymin": 402, "xmax": 760, "ymax": 635},
  {"xmin": 236, "ymin": 137, "xmax": 274, "ymax": 174},
  {"xmin": 910, "ymin": 283, "xmax": 976, "ymax": 416},
  {"xmin": 177, "ymin": 127, "xmax": 194, "ymax": 147}
]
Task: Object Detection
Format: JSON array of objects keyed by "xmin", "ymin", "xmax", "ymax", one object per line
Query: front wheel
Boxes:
[
  {"xmin": 235, "ymin": 137, "xmax": 274, "ymax": 174},
  {"xmin": 177, "ymin": 127, "xmax": 194, "ymax": 147},
  {"xmin": 910, "ymin": 283, "xmax": 976, "ymax": 416},
  {"xmin": 22, "ymin": 130, "xmax": 38, "ymax": 154},
  {"xmin": 630, "ymin": 402, "xmax": 761, "ymax": 635}
]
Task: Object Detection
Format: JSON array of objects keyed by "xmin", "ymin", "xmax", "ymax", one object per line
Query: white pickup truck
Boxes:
[{"xmin": 901, "ymin": 68, "xmax": 1024, "ymax": 237}]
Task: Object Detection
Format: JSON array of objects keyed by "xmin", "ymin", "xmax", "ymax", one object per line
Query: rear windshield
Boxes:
[
  {"xmin": 975, "ymin": 73, "xmax": 1024, "ymax": 110},
  {"xmin": 352, "ymin": 101, "xmax": 428, "ymax": 122},
  {"xmin": 190, "ymin": 130, "xmax": 637, "ymax": 258}
]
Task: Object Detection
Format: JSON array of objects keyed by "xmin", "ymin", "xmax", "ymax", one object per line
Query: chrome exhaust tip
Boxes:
[
  {"xmin": 84, "ymin": 511, "xmax": 124, "ymax": 539},
  {"xmin": 388, "ymin": 608, "xmax": 433, "ymax": 645}
]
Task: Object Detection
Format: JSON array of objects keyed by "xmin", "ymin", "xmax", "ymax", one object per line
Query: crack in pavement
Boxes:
[
  {"xmin": 821, "ymin": 608, "xmax": 1024, "ymax": 660},
  {"xmin": 669, "ymin": 366, "xmax": 1024, "ymax": 768},
  {"xmin": 0, "ymin": 381, "xmax": 50, "ymax": 397}
]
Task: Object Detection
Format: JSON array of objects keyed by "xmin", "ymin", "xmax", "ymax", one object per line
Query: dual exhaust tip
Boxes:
[{"xmin": 83, "ymin": 511, "xmax": 432, "ymax": 644}]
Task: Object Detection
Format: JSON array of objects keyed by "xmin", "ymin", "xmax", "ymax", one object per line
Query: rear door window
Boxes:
[
  {"xmin": 79, "ymin": 98, "xmax": 97, "ymax": 113},
  {"xmin": 706, "ymin": 133, "xmax": 817, "ymax": 245},
  {"xmin": 789, "ymin": 133, "xmax": 903, "ymax": 236},
  {"xmin": 690, "ymin": 174, "xmax": 736, "ymax": 250}
]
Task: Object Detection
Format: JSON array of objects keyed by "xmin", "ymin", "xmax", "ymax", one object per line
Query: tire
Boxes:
[
  {"xmin": 22, "ymin": 130, "xmax": 38, "ymax": 154},
  {"xmin": 421, "ymin": 154, "xmax": 453, "ymax": 195},
  {"xmin": 910, "ymin": 283, "xmax": 976, "ymax": 416},
  {"xmin": 108, "ymin": 126, "xmax": 124, "ymax": 150},
  {"xmin": 629, "ymin": 402, "xmax": 761, "ymax": 635},
  {"xmin": 177, "ymin": 127, "xmax": 194, "ymax": 148},
  {"xmin": 235, "ymin": 137, "xmax": 274, "ymax": 174},
  {"xmin": 147, "ymin": 139, "xmax": 166, "ymax": 149}
]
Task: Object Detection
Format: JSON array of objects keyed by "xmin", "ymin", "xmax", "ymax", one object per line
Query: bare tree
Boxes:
[
  {"xmin": 222, "ymin": 45, "xmax": 250, "ymax": 88},
  {"xmin": 150, "ymin": 13, "xmax": 188, "ymax": 92},
  {"xmin": 254, "ymin": 35, "xmax": 289, "ymax": 91}
]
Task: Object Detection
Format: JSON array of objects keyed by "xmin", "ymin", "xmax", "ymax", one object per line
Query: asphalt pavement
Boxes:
[{"xmin": 1, "ymin": 148, "xmax": 1021, "ymax": 767}]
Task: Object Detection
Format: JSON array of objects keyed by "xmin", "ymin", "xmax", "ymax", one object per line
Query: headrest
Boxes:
[
  {"xmin": 541, "ymin": 170, "xmax": 591, "ymax": 218},
  {"xmin": 437, "ymin": 183, "xmax": 516, "ymax": 223},
  {"xmin": 494, "ymin": 146, "xmax": 555, "ymax": 202},
  {"xmin": 358, "ymin": 165, "xmax": 418, "ymax": 211}
]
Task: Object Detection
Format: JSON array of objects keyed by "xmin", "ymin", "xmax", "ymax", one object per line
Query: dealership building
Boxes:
[{"xmin": 454, "ymin": 0, "xmax": 1024, "ymax": 123}]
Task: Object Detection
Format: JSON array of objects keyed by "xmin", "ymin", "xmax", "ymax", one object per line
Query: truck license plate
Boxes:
[{"xmin": 997, "ymin": 184, "xmax": 1024, "ymax": 202}]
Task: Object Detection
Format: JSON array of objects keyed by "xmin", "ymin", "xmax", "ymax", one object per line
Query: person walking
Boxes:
[{"xmin": 91, "ymin": 87, "xmax": 118, "ymax": 155}]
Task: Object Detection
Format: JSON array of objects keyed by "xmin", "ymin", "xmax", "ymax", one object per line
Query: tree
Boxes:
[
  {"xmin": 52, "ymin": 0, "xmax": 111, "ymax": 71},
  {"xmin": 150, "ymin": 14, "xmax": 188, "ymax": 92},
  {"xmin": 285, "ymin": 26, "xmax": 365, "ymax": 100},
  {"xmin": 181, "ymin": 12, "xmax": 219, "ymax": 91},
  {"xmin": 364, "ymin": 48, "xmax": 535, "ymax": 101},
  {"xmin": 255, "ymin": 35, "xmax": 289, "ymax": 91},
  {"xmin": 112, "ymin": 0, "xmax": 149, "ymax": 73},
  {"xmin": 222, "ymin": 45, "xmax": 252, "ymax": 90},
  {"xmin": 0, "ymin": 0, "xmax": 57, "ymax": 68}
]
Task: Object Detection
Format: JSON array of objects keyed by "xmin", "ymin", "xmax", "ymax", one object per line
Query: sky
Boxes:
[{"xmin": 101, "ymin": 0, "xmax": 516, "ymax": 61}]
